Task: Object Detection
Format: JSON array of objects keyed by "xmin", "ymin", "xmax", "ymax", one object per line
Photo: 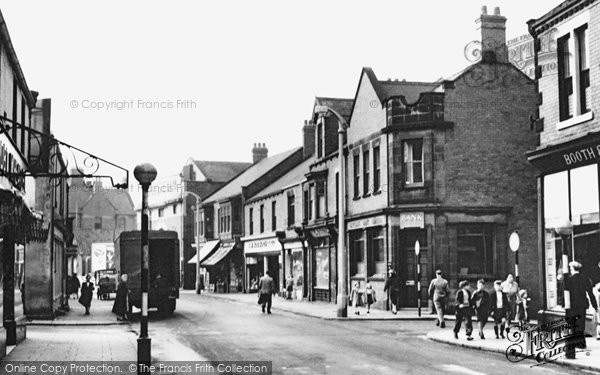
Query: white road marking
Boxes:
[{"xmin": 439, "ymin": 364, "xmax": 487, "ymax": 375}]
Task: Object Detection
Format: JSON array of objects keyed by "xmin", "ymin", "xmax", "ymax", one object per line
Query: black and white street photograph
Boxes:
[{"xmin": 0, "ymin": 0, "xmax": 598, "ymax": 374}]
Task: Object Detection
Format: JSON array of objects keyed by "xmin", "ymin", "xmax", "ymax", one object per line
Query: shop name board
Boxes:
[
  {"xmin": 399, "ymin": 212, "xmax": 424, "ymax": 229},
  {"xmin": 562, "ymin": 145, "xmax": 600, "ymax": 167},
  {"xmin": 0, "ymin": 133, "xmax": 26, "ymax": 191},
  {"xmin": 245, "ymin": 238, "xmax": 280, "ymax": 254},
  {"xmin": 347, "ymin": 215, "xmax": 385, "ymax": 231}
]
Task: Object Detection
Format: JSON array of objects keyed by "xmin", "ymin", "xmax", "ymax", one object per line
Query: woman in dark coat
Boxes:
[
  {"xmin": 112, "ymin": 274, "xmax": 129, "ymax": 321},
  {"xmin": 78, "ymin": 274, "xmax": 94, "ymax": 315}
]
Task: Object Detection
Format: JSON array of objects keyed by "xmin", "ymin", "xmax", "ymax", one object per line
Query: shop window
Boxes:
[
  {"xmin": 403, "ymin": 139, "xmax": 423, "ymax": 185},
  {"xmin": 367, "ymin": 227, "xmax": 385, "ymax": 278},
  {"xmin": 543, "ymin": 164, "xmax": 600, "ymax": 310},
  {"xmin": 287, "ymin": 193, "xmax": 295, "ymax": 227},
  {"xmin": 456, "ymin": 224, "xmax": 494, "ymax": 276},
  {"xmin": 363, "ymin": 149, "xmax": 370, "ymax": 195},
  {"xmin": 314, "ymin": 247, "xmax": 329, "ymax": 289},
  {"xmin": 350, "ymin": 230, "xmax": 365, "ymax": 278},
  {"xmin": 353, "ymin": 154, "xmax": 360, "ymax": 198},
  {"xmin": 373, "ymin": 146, "xmax": 381, "ymax": 191}
]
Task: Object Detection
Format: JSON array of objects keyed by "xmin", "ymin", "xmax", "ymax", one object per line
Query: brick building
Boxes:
[
  {"xmin": 198, "ymin": 145, "xmax": 304, "ymax": 293},
  {"xmin": 341, "ymin": 7, "xmax": 540, "ymax": 313},
  {"xmin": 527, "ymin": 0, "xmax": 600, "ymax": 332}
]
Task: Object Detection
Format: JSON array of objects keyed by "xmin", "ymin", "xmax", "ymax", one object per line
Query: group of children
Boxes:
[
  {"xmin": 350, "ymin": 281, "xmax": 376, "ymax": 314},
  {"xmin": 454, "ymin": 279, "xmax": 529, "ymax": 340}
]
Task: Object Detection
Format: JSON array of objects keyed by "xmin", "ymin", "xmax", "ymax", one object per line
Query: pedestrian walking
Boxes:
[
  {"xmin": 112, "ymin": 274, "xmax": 129, "ymax": 321},
  {"xmin": 285, "ymin": 275, "xmax": 294, "ymax": 300},
  {"xmin": 453, "ymin": 280, "xmax": 473, "ymax": 340},
  {"xmin": 79, "ymin": 274, "xmax": 94, "ymax": 315},
  {"xmin": 257, "ymin": 271, "xmax": 275, "ymax": 314},
  {"xmin": 428, "ymin": 269, "xmax": 449, "ymax": 328},
  {"xmin": 350, "ymin": 282, "xmax": 362, "ymax": 315},
  {"xmin": 470, "ymin": 279, "xmax": 490, "ymax": 339},
  {"xmin": 364, "ymin": 281, "xmax": 376, "ymax": 314},
  {"xmin": 501, "ymin": 274, "xmax": 519, "ymax": 324},
  {"xmin": 490, "ymin": 280, "xmax": 509, "ymax": 339},
  {"xmin": 564, "ymin": 261, "xmax": 599, "ymax": 359},
  {"xmin": 384, "ymin": 269, "xmax": 401, "ymax": 314}
]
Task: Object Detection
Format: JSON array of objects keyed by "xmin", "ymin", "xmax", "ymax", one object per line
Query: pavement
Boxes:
[
  {"xmin": 198, "ymin": 291, "xmax": 600, "ymax": 372},
  {"xmin": 28, "ymin": 295, "xmax": 128, "ymax": 326}
]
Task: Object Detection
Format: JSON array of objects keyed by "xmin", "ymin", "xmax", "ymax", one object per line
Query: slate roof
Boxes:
[
  {"xmin": 191, "ymin": 160, "xmax": 252, "ymax": 182},
  {"xmin": 69, "ymin": 178, "xmax": 135, "ymax": 215},
  {"xmin": 246, "ymin": 156, "xmax": 315, "ymax": 203},
  {"xmin": 202, "ymin": 147, "xmax": 302, "ymax": 204},
  {"xmin": 314, "ymin": 97, "xmax": 354, "ymax": 122}
]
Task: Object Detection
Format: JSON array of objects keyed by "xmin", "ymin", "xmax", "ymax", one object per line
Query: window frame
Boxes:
[
  {"xmin": 363, "ymin": 148, "xmax": 370, "ymax": 196},
  {"xmin": 373, "ymin": 146, "xmax": 381, "ymax": 192},
  {"xmin": 403, "ymin": 139, "xmax": 424, "ymax": 186},
  {"xmin": 271, "ymin": 200, "xmax": 277, "ymax": 231},
  {"xmin": 353, "ymin": 153, "xmax": 360, "ymax": 198},
  {"xmin": 249, "ymin": 207, "xmax": 254, "ymax": 235}
]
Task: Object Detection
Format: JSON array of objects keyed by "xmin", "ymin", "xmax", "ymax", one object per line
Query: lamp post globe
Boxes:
[
  {"xmin": 134, "ymin": 163, "xmax": 158, "ymax": 185},
  {"xmin": 555, "ymin": 219, "xmax": 573, "ymax": 237}
]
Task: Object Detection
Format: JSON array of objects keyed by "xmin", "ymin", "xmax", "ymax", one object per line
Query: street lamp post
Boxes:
[
  {"xmin": 555, "ymin": 219, "xmax": 573, "ymax": 309},
  {"xmin": 134, "ymin": 163, "xmax": 157, "ymax": 375},
  {"xmin": 415, "ymin": 240, "xmax": 421, "ymax": 317},
  {"xmin": 314, "ymin": 105, "xmax": 349, "ymax": 318},
  {"xmin": 509, "ymin": 231, "xmax": 520, "ymax": 284}
]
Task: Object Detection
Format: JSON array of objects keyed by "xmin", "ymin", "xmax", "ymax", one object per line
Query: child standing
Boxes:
[
  {"xmin": 515, "ymin": 289, "xmax": 530, "ymax": 325},
  {"xmin": 470, "ymin": 279, "xmax": 490, "ymax": 339},
  {"xmin": 364, "ymin": 281, "xmax": 376, "ymax": 314},
  {"xmin": 490, "ymin": 280, "xmax": 510, "ymax": 339},
  {"xmin": 350, "ymin": 282, "xmax": 362, "ymax": 315}
]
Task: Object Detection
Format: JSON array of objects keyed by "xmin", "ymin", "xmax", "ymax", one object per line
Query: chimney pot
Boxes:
[
  {"xmin": 494, "ymin": 7, "xmax": 500, "ymax": 16},
  {"xmin": 481, "ymin": 6, "xmax": 487, "ymax": 15}
]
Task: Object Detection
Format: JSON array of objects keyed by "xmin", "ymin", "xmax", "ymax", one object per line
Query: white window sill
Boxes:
[{"xmin": 557, "ymin": 111, "xmax": 594, "ymax": 130}]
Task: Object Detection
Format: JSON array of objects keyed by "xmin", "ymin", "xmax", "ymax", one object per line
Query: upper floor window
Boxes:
[
  {"xmin": 558, "ymin": 23, "xmax": 590, "ymax": 124},
  {"xmin": 403, "ymin": 139, "xmax": 423, "ymax": 185},
  {"xmin": 118, "ymin": 217, "xmax": 126, "ymax": 230},
  {"xmin": 173, "ymin": 204, "xmax": 178, "ymax": 215},
  {"xmin": 316, "ymin": 180, "xmax": 325, "ymax": 218},
  {"xmin": 271, "ymin": 200, "xmax": 277, "ymax": 231},
  {"xmin": 158, "ymin": 208, "xmax": 164, "ymax": 218},
  {"xmin": 260, "ymin": 204, "xmax": 265, "ymax": 233},
  {"xmin": 373, "ymin": 146, "xmax": 381, "ymax": 191},
  {"xmin": 198, "ymin": 210, "xmax": 205, "ymax": 236},
  {"xmin": 353, "ymin": 154, "xmax": 360, "ymax": 198},
  {"xmin": 94, "ymin": 217, "xmax": 102, "ymax": 230},
  {"xmin": 249, "ymin": 207, "xmax": 254, "ymax": 235},
  {"xmin": 308, "ymin": 184, "xmax": 315, "ymax": 220},
  {"xmin": 317, "ymin": 122, "xmax": 323, "ymax": 159},
  {"xmin": 219, "ymin": 206, "xmax": 231, "ymax": 233},
  {"xmin": 363, "ymin": 149, "xmax": 370, "ymax": 195},
  {"xmin": 287, "ymin": 193, "xmax": 295, "ymax": 227},
  {"xmin": 303, "ymin": 190, "xmax": 309, "ymax": 222}
]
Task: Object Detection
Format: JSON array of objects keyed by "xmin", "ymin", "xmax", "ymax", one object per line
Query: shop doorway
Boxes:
[
  {"xmin": 267, "ymin": 255, "xmax": 279, "ymax": 292},
  {"xmin": 397, "ymin": 228, "xmax": 429, "ymax": 308}
]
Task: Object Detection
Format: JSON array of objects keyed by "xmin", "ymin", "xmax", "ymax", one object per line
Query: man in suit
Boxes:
[
  {"xmin": 79, "ymin": 274, "xmax": 94, "ymax": 315},
  {"xmin": 565, "ymin": 261, "xmax": 599, "ymax": 358},
  {"xmin": 258, "ymin": 271, "xmax": 276, "ymax": 314}
]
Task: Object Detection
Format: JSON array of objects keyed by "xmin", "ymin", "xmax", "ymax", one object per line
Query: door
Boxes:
[
  {"xmin": 398, "ymin": 229, "xmax": 429, "ymax": 307},
  {"xmin": 267, "ymin": 255, "xmax": 279, "ymax": 292}
]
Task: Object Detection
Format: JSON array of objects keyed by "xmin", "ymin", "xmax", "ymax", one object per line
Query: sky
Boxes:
[{"xmin": 0, "ymin": 0, "xmax": 563, "ymax": 189}]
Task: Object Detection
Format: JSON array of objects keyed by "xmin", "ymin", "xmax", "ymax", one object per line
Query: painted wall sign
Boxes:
[
  {"xmin": 244, "ymin": 237, "xmax": 280, "ymax": 254},
  {"xmin": 347, "ymin": 215, "xmax": 386, "ymax": 231},
  {"xmin": 0, "ymin": 133, "xmax": 26, "ymax": 191},
  {"xmin": 399, "ymin": 212, "xmax": 424, "ymax": 229}
]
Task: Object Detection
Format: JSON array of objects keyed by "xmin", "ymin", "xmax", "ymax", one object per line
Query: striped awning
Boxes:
[{"xmin": 201, "ymin": 242, "xmax": 236, "ymax": 267}]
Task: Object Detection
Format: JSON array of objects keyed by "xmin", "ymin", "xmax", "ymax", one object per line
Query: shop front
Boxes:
[
  {"xmin": 347, "ymin": 215, "xmax": 387, "ymax": 309},
  {"xmin": 201, "ymin": 241, "xmax": 242, "ymax": 293},
  {"xmin": 528, "ymin": 133, "xmax": 600, "ymax": 331},
  {"xmin": 305, "ymin": 226, "xmax": 336, "ymax": 302},
  {"xmin": 243, "ymin": 237, "xmax": 281, "ymax": 293},
  {"xmin": 281, "ymin": 239, "xmax": 306, "ymax": 300}
]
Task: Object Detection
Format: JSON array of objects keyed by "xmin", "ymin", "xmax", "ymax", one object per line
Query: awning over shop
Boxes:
[
  {"xmin": 201, "ymin": 242, "xmax": 236, "ymax": 267},
  {"xmin": 187, "ymin": 240, "xmax": 220, "ymax": 264}
]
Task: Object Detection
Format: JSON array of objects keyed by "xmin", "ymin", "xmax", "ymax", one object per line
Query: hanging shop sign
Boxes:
[{"xmin": 0, "ymin": 133, "xmax": 26, "ymax": 192}]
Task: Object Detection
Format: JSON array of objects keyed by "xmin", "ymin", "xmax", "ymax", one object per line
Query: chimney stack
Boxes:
[
  {"xmin": 252, "ymin": 142, "xmax": 268, "ymax": 164},
  {"xmin": 302, "ymin": 120, "xmax": 316, "ymax": 159},
  {"xmin": 476, "ymin": 6, "xmax": 507, "ymax": 63}
]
